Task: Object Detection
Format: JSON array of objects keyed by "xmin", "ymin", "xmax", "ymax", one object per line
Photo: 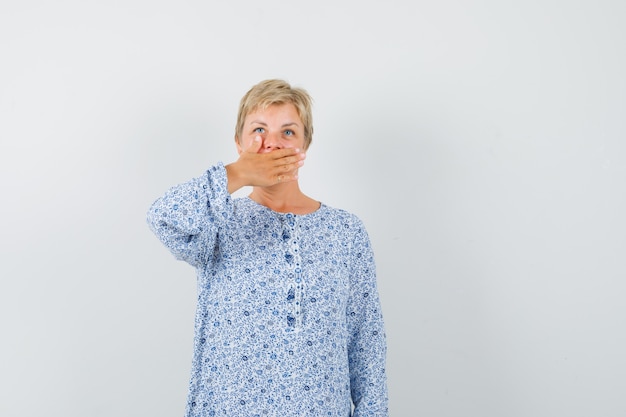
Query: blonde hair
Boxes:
[{"xmin": 235, "ymin": 79, "xmax": 314, "ymax": 149}]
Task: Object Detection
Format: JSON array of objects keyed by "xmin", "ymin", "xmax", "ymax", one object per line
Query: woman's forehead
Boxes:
[{"xmin": 245, "ymin": 103, "xmax": 302, "ymax": 122}]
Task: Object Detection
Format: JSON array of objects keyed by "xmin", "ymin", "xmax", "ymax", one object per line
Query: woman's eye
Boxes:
[
  {"xmin": 284, "ymin": 129, "xmax": 294, "ymax": 136},
  {"xmin": 253, "ymin": 127, "xmax": 265, "ymax": 133}
]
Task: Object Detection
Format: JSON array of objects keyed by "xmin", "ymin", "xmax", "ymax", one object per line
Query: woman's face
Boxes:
[{"xmin": 237, "ymin": 103, "xmax": 306, "ymax": 154}]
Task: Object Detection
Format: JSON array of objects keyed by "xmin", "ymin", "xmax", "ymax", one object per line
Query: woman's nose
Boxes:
[{"xmin": 263, "ymin": 132, "xmax": 281, "ymax": 149}]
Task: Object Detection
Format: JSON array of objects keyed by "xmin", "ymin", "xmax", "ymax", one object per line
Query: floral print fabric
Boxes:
[{"xmin": 147, "ymin": 163, "xmax": 388, "ymax": 417}]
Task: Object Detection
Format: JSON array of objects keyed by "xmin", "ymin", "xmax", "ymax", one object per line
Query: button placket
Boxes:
[{"xmin": 284, "ymin": 213, "xmax": 304, "ymax": 331}]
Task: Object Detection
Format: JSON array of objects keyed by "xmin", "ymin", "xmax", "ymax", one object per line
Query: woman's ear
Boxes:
[{"xmin": 235, "ymin": 136, "xmax": 243, "ymax": 155}]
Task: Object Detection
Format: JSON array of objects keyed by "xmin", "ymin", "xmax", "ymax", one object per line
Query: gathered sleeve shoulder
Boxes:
[
  {"xmin": 346, "ymin": 216, "xmax": 389, "ymax": 417},
  {"xmin": 146, "ymin": 163, "xmax": 232, "ymax": 269}
]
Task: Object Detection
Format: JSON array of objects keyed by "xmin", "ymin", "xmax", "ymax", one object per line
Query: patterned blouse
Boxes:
[{"xmin": 147, "ymin": 163, "xmax": 388, "ymax": 417}]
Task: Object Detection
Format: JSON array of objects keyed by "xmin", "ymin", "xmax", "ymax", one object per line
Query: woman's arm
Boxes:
[
  {"xmin": 146, "ymin": 163, "xmax": 232, "ymax": 269},
  {"xmin": 346, "ymin": 219, "xmax": 389, "ymax": 417}
]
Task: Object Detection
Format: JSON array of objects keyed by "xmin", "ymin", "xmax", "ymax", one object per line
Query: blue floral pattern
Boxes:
[{"xmin": 147, "ymin": 163, "xmax": 388, "ymax": 417}]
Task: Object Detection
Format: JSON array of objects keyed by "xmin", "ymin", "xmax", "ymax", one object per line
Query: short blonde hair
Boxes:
[{"xmin": 235, "ymin": 79, "xmax": 314, "ymax": 149}]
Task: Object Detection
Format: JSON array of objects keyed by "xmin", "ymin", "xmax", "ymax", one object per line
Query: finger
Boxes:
[
  {"xmin": 245, "ymin": 135, "xmax": 263, "ymax": 153},
  {"xmin": 269, "ymin": 147, "xmax": 302, "ymax": 160},
  {"xmin": 273, "ymin": 158, "xmax": 303, "ymax": 181},
  {"xmin": 271, "ymin": 150, "xmax": 306, "ymax": 166},
  {"xmin": 279, "ymin": 158, "xmax": 304, "ymax": 171},
  {"xmin": 275, "ymin": 170, "xmax": 299, "ymax": 184}
]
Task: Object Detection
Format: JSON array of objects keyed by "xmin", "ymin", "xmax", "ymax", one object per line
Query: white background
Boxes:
[{"xmin": 1, "ymin": 1, "xmax": 625, "ymax": 416}]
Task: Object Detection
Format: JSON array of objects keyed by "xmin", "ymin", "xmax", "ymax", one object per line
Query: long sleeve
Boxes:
[
  {"xmin": 146, "ymin": 163, "xmax": 232, "ymax": 269},
  {"xmin": 346, "ymin": 219, "xmax": 389, "ymax": 417}
]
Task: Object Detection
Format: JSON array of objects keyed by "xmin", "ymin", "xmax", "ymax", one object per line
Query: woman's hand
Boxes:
[{"xmin": 225, "ymin": 136, "xmax": 306, "ymax": 194}]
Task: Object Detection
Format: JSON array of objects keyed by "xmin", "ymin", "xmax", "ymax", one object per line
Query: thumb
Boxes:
[{"xmin": 245, "ymin": 135, "xmax": 263, "ymax": 153}]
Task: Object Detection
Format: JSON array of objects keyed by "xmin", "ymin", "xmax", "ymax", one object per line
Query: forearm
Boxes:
[
  {"xmin": 348, "ymin": 295, "xmax": 389, "ymax": 417},
  {"xmin": 147, "ymin": 163, "xmax": 230, "ymax": 267},
  {"xmin": 347, "ymin": 219, "xmax": 389, "ymax": 416}
]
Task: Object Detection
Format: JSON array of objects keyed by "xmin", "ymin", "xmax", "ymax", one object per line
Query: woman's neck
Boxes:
[{"xmin": 249, "ymin": 184, "xmax": 320, "ymax": 215}]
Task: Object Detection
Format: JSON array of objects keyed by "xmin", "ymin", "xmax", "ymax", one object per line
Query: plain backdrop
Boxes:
[{"xmin": 1, "ymin": 1, "xmax": 625, "ymax": 416}]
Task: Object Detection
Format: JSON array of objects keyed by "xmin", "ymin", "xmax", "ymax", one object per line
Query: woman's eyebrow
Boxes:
[{"xmin": 249, "ymin": 121, "xmax": 300, "ymax": 127}]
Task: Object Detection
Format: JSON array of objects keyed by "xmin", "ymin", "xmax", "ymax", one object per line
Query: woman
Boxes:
[{"xmin": 147, "ymin": 79, "xmax": 388, "ymax": 416}]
